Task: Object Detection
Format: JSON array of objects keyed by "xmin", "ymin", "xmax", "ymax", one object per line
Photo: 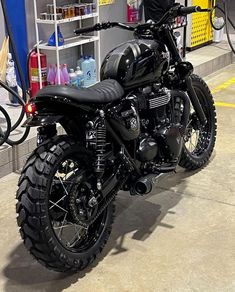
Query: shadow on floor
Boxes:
[{"xmin": 3, "ymin": 168, "xmax": 202, "ymax": 292}]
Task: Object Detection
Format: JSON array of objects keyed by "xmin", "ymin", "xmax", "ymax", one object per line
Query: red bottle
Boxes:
[{"xmin": 29, "ymin": 50, "xmax": 47, "ymax": 97}]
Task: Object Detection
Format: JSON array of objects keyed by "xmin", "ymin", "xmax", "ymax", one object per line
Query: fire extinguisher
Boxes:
[{"xmin": 28, "ymin": 49, "xmax": 47, "ymax": 97}]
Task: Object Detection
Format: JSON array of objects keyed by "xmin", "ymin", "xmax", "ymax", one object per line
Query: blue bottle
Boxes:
[
  {"xmin": 89, "ymin": 56, "xmax": 97, "ymax": 85},
  {"xmin": 82, "ymin": 56, "xmax": 92, "ymax": 87},
  {"xmin": 48, "ymin": 26, "xmax": 64, "ymax": 46},
  {"xmin": 75, "ymin": 66, "xmax": 84, "ymax": 88}
]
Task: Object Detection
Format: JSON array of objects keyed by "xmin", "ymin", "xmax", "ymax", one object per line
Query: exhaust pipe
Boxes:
[{"xmin": 133, "ymin": 173, "xmax": 171, "ymax": 196}]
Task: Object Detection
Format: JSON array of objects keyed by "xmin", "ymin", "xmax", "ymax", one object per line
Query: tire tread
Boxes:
[
  {"xmin": 16, "ymin": 135, "xmax": 115, "ymax": 272},
  {"xmin": 179, "ymin": 74, "xmax": 217, "ymax": 170}
]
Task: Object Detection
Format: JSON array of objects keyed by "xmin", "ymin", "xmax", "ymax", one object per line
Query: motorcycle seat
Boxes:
[{"xmin": 35, "ymin": 79, "xmax": 124, "ymax": 104}]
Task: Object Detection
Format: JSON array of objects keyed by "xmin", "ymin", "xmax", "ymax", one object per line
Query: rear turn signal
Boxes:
[{"xmin": 25, "ymin": 103, "xmax": 36, "ymax": 115}]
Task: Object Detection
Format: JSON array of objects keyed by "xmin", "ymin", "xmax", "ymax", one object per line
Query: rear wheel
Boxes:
[
  {"xmin": 16, "ymin": 136, "xmax": 115, "ymax": 272},
  {"xmin": 179, "ymin": 74, "xmax": 217, "ymax": 170}
]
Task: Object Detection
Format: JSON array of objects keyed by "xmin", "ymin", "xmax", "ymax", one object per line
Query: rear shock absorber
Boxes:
[{"xmin": 95, "ymin": 110, "xmax": 106, "ymax": 190}]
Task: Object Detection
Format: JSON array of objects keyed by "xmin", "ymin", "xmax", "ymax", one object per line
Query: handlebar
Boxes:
[
  {"xmin": 74, "ymin": 25, "xmax": 98, "ymax": 34},
  {"xmin": 178, "ymin": 6, "xmax": 212, "ymax": 15},
  {"xmin": 74, "ymin": 5, "xmax": 211, "ymax": 35},
  {"xmin": 178, "ymin": 6, "xmax": 201, "ymax": 15},
  {"xmin": 74, "ymin": 22, "xmax": 135, "ymax": 35}
]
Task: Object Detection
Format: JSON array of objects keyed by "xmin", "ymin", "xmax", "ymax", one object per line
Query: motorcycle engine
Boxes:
[
  {"xmin": 108, "ymin": 85, "xmax": 184, "ymax": 170},
  {"xmin": 135, "ymin": 85, "xmax": 184, "ymax": 167}
]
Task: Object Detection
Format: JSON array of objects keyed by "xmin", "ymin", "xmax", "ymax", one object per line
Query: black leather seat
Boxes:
[{"xmin": 35, "ymin": 79, "xmax": 124, "ymax": 103}]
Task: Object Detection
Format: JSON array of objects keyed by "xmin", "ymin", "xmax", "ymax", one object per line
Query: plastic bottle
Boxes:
[
  {"xmin": 75, "ymin": 66, "xmax": 84, "ymax": 88},
  {"xmin": 77, "ymin": 55, "xmax": 84, "ymax": 68},
  {"xmin": 62, "ymin": 64, "xmax": 70, "ymax": 85},
  {"xmin": 82, "ymin": 56, "xmax": 92, "ymax": 87},
  {"xmin": 89, "ymin": 56, "xmax": 96, "ymax": 85},
  {"xmin": 69, "ymin": 69, "xmax": 78, "ymax": 87},
  {"xmin": 6, "ymin": 53, "xmax": 19, "ymax": 105},
  {"xmin": 47, "ymin": 64, "xmax": 56, "ymax": 85},
  {"xmin": 55, "ymin": 65, "xmax": 65, "ymax": 85},
  {"xmin": 48, "ymin": 26, "xmax": 64, "ymax": 47},
  {"xmin": 213, "ymin": 17, "xmax": 225, "ymax": 43}
]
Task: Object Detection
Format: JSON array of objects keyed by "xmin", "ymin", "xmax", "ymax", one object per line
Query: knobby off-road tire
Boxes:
[
  {"xmin": 16, "ymin": 136, "xmax": 115, "ymax": 273},
  {"xmin": 179, "ymin": 74, "xmax": 217, "ymax": 170}
]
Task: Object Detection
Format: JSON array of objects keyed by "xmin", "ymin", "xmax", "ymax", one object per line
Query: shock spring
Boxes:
[{"xmin": 95, "ymin": 116, "xmax": 106, "ymax": 178}]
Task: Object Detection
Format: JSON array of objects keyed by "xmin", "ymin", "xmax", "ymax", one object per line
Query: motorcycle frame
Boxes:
[{"xmin": 24, "ymin": 6, "xmax": 209, "ymax": 178}]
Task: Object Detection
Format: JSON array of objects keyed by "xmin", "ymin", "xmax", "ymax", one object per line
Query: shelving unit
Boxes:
[
  {"xmin": 33, "ymin": 0, "xmax": 100, "ymax": 87},
  {"xmin": 38, "ymin": 36, "xmax": 100, "ymax": 51},
  {"xmin": 36, "ymin": 12, "xmax": 99, "ymax": 24}
]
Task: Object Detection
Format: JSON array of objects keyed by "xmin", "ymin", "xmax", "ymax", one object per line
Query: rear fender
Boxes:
[
  {"xmin": 22, "ymin": 115, "xmax": 63, "ymax": 127},
  {"xmin": 22, "ymin": 113, "xmax": 87, "ymax": 144}
]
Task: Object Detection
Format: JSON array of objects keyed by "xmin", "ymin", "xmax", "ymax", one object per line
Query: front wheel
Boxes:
[
  {"xmin": 16, "ymin": 136, "xmax": 115, "ymax": 272},
  {"xmin": 179, "ymin": 74, "xmax": 217, "ymax": 170}
]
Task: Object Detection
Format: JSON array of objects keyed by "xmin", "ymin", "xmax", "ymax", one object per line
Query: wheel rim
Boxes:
[
  {"xmin": 48, "ymin": 157, "xmax": 108, "ymax": 253},
  {"xmin": 184, "ymin": 86, "xmax": 214, "ymax": 158}
]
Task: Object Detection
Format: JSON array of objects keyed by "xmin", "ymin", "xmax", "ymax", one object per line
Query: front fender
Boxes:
[{"xmin": 22, "ymin": 115, "xmax": 63, "ymax": 127}]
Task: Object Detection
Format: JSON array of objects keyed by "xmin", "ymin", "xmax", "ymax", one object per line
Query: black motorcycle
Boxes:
[{"xmin": 16, "ymin": 4, "xmax": 216, "ymax": 272}]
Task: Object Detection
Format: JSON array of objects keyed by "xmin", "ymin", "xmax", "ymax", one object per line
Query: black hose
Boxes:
[
  {"xmin": 0, "ymin": 80, "xmax": 30, "ymax": 145},
  {"xmin": 210, "ymin": 2, "xmax": 235, "ymax": 55},
  {"xmin": 6, "ymin": 126, "xmax": 30, "ymax": 146},
  {"xmin": 0, "ymin": 105, "xmax": 11, "ymax": 146},
  {"xmin": 0, "ymin": 0, "xmax": 30, "ymax": 145},
  {"xmin": 224, "ymin": 1, "xmax": 235, "ymax": 55}
]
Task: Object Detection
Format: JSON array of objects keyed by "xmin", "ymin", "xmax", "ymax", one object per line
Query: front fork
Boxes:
[
  {"xmin": 162, "ymin": 25, "xmax": 207, "ymax": 126},
  {"xmin": 184, "ymin": 76, "xmax": 207, "ymax": 125},
  {"xmin": 175, "ymin": 62, "xmax": 207, "ymax": 126}
]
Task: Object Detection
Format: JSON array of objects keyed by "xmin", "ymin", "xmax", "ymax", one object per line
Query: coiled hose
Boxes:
[
  {"xmin": 0, "ymin": 0, "xmax": 30, "ymax": 146},
  {"xmin": 210, "ymin": 1, "xmax": 235, "ymax": 55}
]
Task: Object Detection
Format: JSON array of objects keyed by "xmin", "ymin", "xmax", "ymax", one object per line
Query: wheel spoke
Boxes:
[
  {"xmin": 58, "ymin": 176, "xmax": 69, "ymax": 196},
  {"xmin": 58, "ymin": 213, "xmax": 68, "ymax": 239},
  {"xmin": 53, "ymin": 223, "xmax": 73, "ymax": 230},
  {"xmin": 49, "ymin": 199, "xmax": 67, "ymax": 212},
  {"xmin": 190, "ymin": 132, "xmax": 196, "ymax": 148},
  {"xmin": 48, "ymin": 154, "xmax": 107, "ymax": 254},
  {"xmin": 67, "ymin": 225, "xmax": 84, "ymax": 248}
]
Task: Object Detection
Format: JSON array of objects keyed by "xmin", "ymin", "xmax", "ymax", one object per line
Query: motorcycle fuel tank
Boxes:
[{"xmin": 100, "ymin": 39, "xmax": 170, "ymax": 90}]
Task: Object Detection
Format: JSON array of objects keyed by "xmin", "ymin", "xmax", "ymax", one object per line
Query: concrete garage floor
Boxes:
[{"xmin": 0, "ymin": 65, "xmax": 235, "ymax": 292}]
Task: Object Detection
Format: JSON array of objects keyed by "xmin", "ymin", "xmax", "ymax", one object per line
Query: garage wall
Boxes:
[
  {"xmin": 25, "ymin": 1, "xmax": 132, "ymax": 70},
  {"xmin": 99, "ymin": 2, "xmax": 133, "ymax": 62}
]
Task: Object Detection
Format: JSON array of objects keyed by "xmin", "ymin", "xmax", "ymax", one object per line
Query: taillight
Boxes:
[{"xmin": 25, "ymin": 103, "xmax": 36, "ymax": 115}]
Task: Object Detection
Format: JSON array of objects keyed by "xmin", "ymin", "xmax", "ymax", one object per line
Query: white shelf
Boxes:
[
  {"xmin": 38, "ymin": 35, "xmax": 99, "ymax": 51},
  {"xmin": 36, "ymin": 13, "xmax": 98, "ymax": 25},
  {"xmin": 33, "ymin": 0, "xmax": 100, "ymax": 86}
]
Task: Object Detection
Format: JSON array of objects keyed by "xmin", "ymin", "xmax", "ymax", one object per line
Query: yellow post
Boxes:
[{"xmin": 187, "ymin": 0, "xmax": 216, "ymax": 50}]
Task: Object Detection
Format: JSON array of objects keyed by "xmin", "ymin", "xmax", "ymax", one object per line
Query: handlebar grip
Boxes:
[
  {"xmin": 74, "ymin": 26, "xmax": 96, "ymax": 35},
  {"xmin": 178, "ymin": 6, "xmax": 201, "ymax": 15}
]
